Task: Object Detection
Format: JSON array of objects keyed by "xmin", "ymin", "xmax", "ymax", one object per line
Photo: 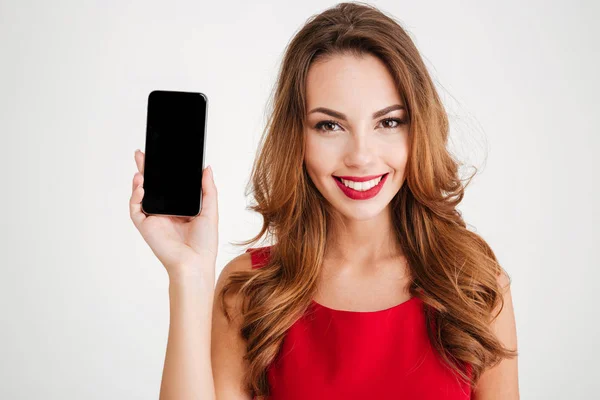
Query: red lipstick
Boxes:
[
  {"xmin": 334, "ymin": 174, "xmax": 385, "ymax": 182},
  {"xmin": 333, "ymin": 173, "xmax": 389, "ymax": 200}
]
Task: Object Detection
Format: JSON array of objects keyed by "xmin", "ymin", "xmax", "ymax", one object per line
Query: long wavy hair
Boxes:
[{"xmin": 219, "ymin": 2, "xmax": 518, "ymax": 397}]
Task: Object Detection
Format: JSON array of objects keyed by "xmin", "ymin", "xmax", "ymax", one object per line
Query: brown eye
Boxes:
[
  {"xmin": 379, "ymin": 118, "xmax": 407, "ymax": 129},
  {"xmin": 314, "ymin": 120, "xmax": 341, "ymax": 132}
]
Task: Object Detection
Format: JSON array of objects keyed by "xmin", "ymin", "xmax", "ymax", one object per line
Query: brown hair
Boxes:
[{"xmin": 220, "ymin": 2, "xmax": 518, "ymax": 397}]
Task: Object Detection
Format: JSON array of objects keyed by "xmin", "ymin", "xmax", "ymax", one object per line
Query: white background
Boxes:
[{"xmin": 1, "ymin": 0, "xmax": 598, "ymax": 398}]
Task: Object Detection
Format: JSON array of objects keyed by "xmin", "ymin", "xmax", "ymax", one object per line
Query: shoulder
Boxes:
[
  {"xmin": 225, "ymin": 251, "xmax": 254, "ymax": 273},
  {"xmin": 493, "ymin": 271, "xmax": 514, "ymax": 322},
  {"xmin": 214, "ymin": 247, "xmax": 270, "ymax": 310},
  {"xmin": 473, "ymin": 271, "xmax": 519, "ymax": 398},
  {"xmin": 215, "ymin": 251, "xmax": 255, "ymax": 296},
  {"xmin": 218, "ymin": 245, "xmax": 272, "ymax": 279},
  {"xmin": 491, "ymin": 271, "xmax": 515, "ymax": 336},
  {"xmin": 211, "ymin": 251, "xmax": 257, "ymax": 399}
]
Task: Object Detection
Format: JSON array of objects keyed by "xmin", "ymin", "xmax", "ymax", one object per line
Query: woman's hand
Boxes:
[{"xmin": 129, "ymin": 150, "xmax": 219, "ymax": 280}]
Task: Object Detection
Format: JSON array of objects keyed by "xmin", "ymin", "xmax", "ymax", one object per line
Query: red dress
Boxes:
[{"xmin": 247, "ymin": 246, "xmax": 472, "ymax": 399}]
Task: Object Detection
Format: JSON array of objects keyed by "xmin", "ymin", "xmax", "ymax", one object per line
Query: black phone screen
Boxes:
[{"xmin": 141, "ymin": 90, "xmax": 208, "ymax": 217}]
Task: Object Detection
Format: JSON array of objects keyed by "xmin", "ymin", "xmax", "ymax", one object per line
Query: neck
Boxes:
[{"xmin": 324, "ymin": 205, "xmax": 404, "ymax": 271}]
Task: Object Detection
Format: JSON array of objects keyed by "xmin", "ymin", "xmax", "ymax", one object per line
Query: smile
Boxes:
[{"xmin": 333, "ymin": 173, "xmax": 389, "ymax": 200}]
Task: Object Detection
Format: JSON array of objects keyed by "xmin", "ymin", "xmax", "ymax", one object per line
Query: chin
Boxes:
[{"xmin": 335, "ymin": 200, "xmax": 388, "ymax": 221}]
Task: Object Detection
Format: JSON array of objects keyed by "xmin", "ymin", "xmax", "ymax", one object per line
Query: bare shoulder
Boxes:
[
  {"xmin": 215, "ymin": 251, "xmax": 253, "ymax": 298},
  {"xmin": 216, "ymin": 252, "xmax": 253, "ymax": 285},
  {"xmin": 214, "ymin": 250, "xmax": 254, "ymax": 322},
  {"xmin": 473, "ymin": 271, "xmax": 519, "ymax": 399},
  {"xmin": 211, "ymin": 252, "xmax": 255, "ymax": 400},
  {"xmin": 491, "ymin": 270, "xmax": 516, "ymax": 334}
]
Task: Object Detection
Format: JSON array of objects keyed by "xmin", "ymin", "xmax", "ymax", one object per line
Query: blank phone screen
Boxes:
[{"xmin": 141, "ymin": 90, "xmax": 207, "ymax": 217}]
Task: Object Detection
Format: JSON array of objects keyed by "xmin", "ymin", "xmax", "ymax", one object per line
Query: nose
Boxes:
[{"xmin": 343, "ymin": 130, "xmax": 376, "ymax": 169}]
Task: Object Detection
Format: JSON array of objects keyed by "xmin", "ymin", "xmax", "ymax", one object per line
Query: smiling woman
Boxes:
[
  {"xmin": 207, "ymin": 2, "xmax": 521, "ymax": 399},
  {"xmin": 210, "ymin": 2, "xmax": 520, "ymax": 399}
]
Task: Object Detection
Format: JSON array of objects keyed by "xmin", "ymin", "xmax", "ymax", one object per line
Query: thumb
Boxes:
[{"xmin": 199, "ymin": 165, "xmax": 218, "ymax": 221}]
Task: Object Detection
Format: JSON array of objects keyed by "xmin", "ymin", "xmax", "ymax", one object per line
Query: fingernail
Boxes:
[
  {"xmin": 208, "ymin": 165, "xmax": 213, "ymax": 177},
  {"xmin": 135, "ymin": 149, "xmax": 140, "ymax": 155}
]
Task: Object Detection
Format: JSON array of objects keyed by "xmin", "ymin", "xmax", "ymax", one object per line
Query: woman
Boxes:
[{"xmin": 130, "ymin": 2, "xmax": 519, "ymax": 399}]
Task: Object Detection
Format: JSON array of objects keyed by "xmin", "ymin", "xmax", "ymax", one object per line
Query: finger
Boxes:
[
  {"xmin": 199, "ymin": 165, "xmax": 218, "ymax": 222},
  {"xmin": 130, "ymin": 181, "xmax": 147, "ymax": 227},
  {"xmin": 135, "ymin": 149, "xmax": 145, "ymax": 175},
  {"xmin": 132, "ymin": 172, "xmax": 143, "ymax": 193}
]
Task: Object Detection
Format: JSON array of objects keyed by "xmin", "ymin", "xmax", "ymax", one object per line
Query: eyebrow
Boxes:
[{"xmin": 307, "ymin": 104, "xmax": 406, "ymax": 121}]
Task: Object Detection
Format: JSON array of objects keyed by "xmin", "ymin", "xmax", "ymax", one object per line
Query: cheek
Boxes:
[
  {"xmin": 304, "ymin": 135, "xmax": 340, "ymax": 174},
  {"xmin": 383, "ymin": 135, "xmax": 409, "ymax": 169}
]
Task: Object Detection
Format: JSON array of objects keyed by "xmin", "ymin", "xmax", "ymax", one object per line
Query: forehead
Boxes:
[{"xmin": 305, "ymin": 53, "xmax": 403, "ymax": 111}]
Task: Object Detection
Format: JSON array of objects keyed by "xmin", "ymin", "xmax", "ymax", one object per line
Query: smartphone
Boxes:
[{"xmin": 141, "ymin": 90, "xmax": 208, "ymax": 218}]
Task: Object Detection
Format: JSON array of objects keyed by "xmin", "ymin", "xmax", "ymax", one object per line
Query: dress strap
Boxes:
[{"xmin": 245, "ymin": 246, "xmax": 271, "ymax": 269}]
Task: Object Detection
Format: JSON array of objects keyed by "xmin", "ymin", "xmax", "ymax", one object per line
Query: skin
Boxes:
[{"xmin": 303, "ymin": 53, "xmax": 413, "ymax": 310}]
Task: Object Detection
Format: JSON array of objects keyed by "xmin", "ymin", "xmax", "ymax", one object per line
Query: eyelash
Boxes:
[{"xmin": 313, "ymin": 117, "xmax": 408, "ymax": 133}]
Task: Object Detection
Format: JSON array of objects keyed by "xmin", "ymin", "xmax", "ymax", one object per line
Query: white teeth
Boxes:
[{"xmin": 340, "ymin": 176, "xmax": 383, "ymax": 191}]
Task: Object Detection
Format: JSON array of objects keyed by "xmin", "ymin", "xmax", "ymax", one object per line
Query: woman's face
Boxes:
[{"xmin": 303, "ymin": 53, "xmax": 410, "ymax": 221}]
